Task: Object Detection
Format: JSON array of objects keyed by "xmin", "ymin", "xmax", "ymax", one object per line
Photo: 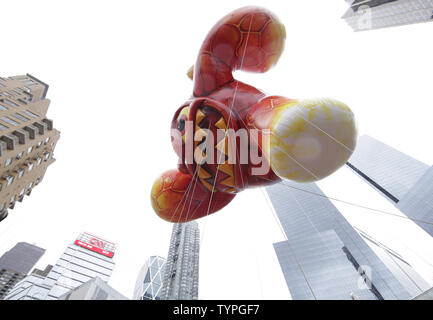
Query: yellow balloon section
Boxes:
[{"xmin": 269, "ymin": 99, "xmax": 357, "ymax": 182}]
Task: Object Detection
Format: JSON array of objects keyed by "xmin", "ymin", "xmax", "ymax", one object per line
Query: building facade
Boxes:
[
  {"xmin": 5, "ymin": 232, "xmax": 116, "ymax": 300},
  {"xmin": 133, "ymin": 256, "xmax": 166, "ymax": 300},
  {"xmin": 266, "ymin": 180, "xmax": 411, "ymax": 300},
  {"xmin": 356, "ymin": 227, "xmax": 430, "ymax": 297},
  {"xmin": 59, "ymin": 277, "xmax": 128, "ymax": 300},
  {"xmin": 160, "ymin": 222, "xmax": 200, "ymax": 300},
  {"xmin": 413, "ymin": 286, "xmax": 433, "ymax": 300},
  {"xmin": 0, "ymin": 75, "xmax": 60, "ymax": 222},
  {"xmin": 347, "ymin": 135, "xmax": 433, "ymax": 237},
  {"xmin": 0, "ymin": 242, "xmax": 45, "ymax": 299},
  {"xmin": 343, "ymin": 0, "xmax": 433, "ymax": 31}
]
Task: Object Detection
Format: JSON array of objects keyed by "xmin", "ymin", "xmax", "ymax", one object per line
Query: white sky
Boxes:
[{"xmin": 0, "ymin": 0, "xmax": 432, "ymax": 299}]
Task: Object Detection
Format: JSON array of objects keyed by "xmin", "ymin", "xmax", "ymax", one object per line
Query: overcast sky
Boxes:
[{"xmin": 0, "ymin": 0, "xmax": 432, "ymax": 299}]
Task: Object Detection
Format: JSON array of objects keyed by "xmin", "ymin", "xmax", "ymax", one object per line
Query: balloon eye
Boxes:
[{"xmin": 177, "ymin": 118, "xmax": 185, "ymax": 132}]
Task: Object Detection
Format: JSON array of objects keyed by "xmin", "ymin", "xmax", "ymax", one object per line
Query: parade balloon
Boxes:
[{"xmin": 151, "ymin": 6, "xmax": 357, "ymax": 222}]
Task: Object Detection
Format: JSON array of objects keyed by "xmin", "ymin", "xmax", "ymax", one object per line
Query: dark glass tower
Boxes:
[{"xmin": 0, "ymin": 242, "xmax": 45, "ymax": 299}]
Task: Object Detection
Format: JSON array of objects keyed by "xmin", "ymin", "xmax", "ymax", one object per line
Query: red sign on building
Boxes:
[{"xmin": 74, "ymin": 232, "xmax": 116, "ymax": 258}]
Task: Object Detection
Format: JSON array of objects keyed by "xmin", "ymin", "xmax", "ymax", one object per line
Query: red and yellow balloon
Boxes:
[{"xmin": 151, "ymin": 6, "xmax": 357, "ymax": 222}]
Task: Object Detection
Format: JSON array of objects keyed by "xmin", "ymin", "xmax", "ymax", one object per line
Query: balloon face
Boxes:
[{"xmin": 152, "ymin": 6, "xmax": 358, "ymax": 223}]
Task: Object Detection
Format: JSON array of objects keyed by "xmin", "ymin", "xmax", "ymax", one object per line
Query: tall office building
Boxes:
[
  {"xmin": 266, "ymin": 180, "xmax": 411, "ymax": 300},
  {"xmin": 133, "ymin": 256, "xmax": 166, "ymax": 300},
  {"xmin": 343, "ymin": 0, "xmax": 433, "ymax": 31},
  {"xmin": 347, "ymin": 135, "xmax": 433, "ymax": 236},
  {"xmin": 0, "ymin": 75, "xmax": 60, "ymax": 222},
  {"xmin": 0, "ymin": 242, "xmax": 45, "ymax": 299},
  {"xmin": 160, "ymin": 222, "xmax": 200, "ymax": 300},
  {"xmin": 5, "ymin": 232, "xmax": 116, "ymax": 300}
]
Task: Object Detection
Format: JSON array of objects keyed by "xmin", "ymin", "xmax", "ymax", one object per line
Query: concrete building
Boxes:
[
  {"xmin": 160, "ymin": 222, "xmax": 200, "ymax": 300},
  {"xmin": 347, "ymin": 135, "xmax": 433, "ymax": 237},
  {"xmin": 0, "ymin": 75, "xmax": 60, "ymax": 222},
  {"xmin": 343, "ymin": 0, "xmax": 433, "ymax": 31},
  {"xmin": 59, "ymin": 277, "xmax": 127, "ymax": 300},
  {"xmin": 0, "ymin": 242, "xmax": 45, "ymax": 299},
  {"xmin": 267, "ymin": 181, "xmax": 411, "ymax": 300},
  {"xmin": 5, "ymin": 232, "xmax": 116, "ymax": 300},
  {"xmin": 133, "ymin": 256, "xmax": 166, "ymax": 300}
]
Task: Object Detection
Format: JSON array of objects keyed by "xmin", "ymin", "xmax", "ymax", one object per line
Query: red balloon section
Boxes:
[{"xmin": 151, "ymin": 6, "xmax": 357, "ymax": 223}]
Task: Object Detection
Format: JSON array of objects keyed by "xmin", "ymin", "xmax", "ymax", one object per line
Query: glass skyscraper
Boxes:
[
  {"xmin": 5, "ymin": 232, "xmax": 116, "ymax": 300},
  {"xmin": 343, "ymin": 0, "xmax": 433, "ymax": 31},
  {"xmin": 160, "ymin": 222, "xmax": 200, "ymax": 300},
  {"xmin": 267, "ymin": 180, "xmax": 411, "ymax": 300},
  {"xmin": 348, "ymin": 135, "xmax": 433, "ymax": 236},
  {"xmin": 133, "ymin": 256, "xmax": 166, "ymax": 300},
  {"xmin": 0, "ymin": 242, "xmax": 45, "ymax": 299}
]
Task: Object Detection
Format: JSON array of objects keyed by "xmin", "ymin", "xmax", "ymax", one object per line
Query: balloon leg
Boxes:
[{"xmin": 151, "ymin": 169, "xmax": 236, "ymax": 222}]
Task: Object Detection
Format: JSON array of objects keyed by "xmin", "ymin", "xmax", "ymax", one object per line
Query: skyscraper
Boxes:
[
  {"xmin": 342, "ymin": 0, "xmax": 433, "ymax": 31},
  {"xmin": 347, "ymin": 135, "xmax": 433, "ymax": 236},
  {"xmin": 0, "ymin": 75, "xmax": 60, "ymax": 221},
  {"xmin": 0, "ymin": 242, "xmax": 45, "ymax": 299},
  {"xmin": 133, "ymin": 256, "xmax": 166, "ymax": 300},
  {"xmin": 5, "ymin": 232, "xmax": 116, "ymax": 300},
  {"xmin": 160, "ymin": 222, "xmax": 200, "ymax": 300},
  {"xmin": 266, "ymin": 180, "xmax": 411, "ymax": 300}
]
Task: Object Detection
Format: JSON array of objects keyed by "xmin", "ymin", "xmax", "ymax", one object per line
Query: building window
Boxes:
[
  {"xmin": 16, "ymin": 152, "xmax": 24, "ymax": 160},
  {"xmin": 9, "ymin": 196, "xmax": 15, "ymax": 205},
  {"xmin": 0, "ymin": 104, "xmax": 7, "ymax": 111},
  {"xmin": 20, "ymin": 78, "xmax": 35, "ymax": 86},
  {"xmin": 22, "ymin": 110, "xmax": 38, "ymax": 118},
  {"xmin": 27, "ymin": 146, "xmax": 33, "ymax": 154},
  {"xmin": 0, "ymin": 123, "xmax": 8, "ymax": 131},
  {"xmin": 5, "ymin": 175, "xmax": 14, "ymax": 186},
  {"xmin": 37, "ymin": 141, "xmax": 42, "ymax": 148},
  {"xmin": 13, "ymin": 113, "xmax": 30, "ymax": 122},
  {"xmin": 1, "ymin": 92, "xmax": 12, "ymax": 98},
  {"xmin": 45, "ymin": 137, "xmax": 50, "ymax": 144},
  {"xmin": 3, "ymin": 99, "xmax": 18, "ymax": 108},
  {"xmin": 16, "ymin": 168, "xmax": 24, "ymax": 179},
  {"xmin": 27, "ymin": 162, "xmax": 34, "ymax": 172},
  {"xmin": 5, "ymin": 158, "xmax": 12, "ymax": 167},
  {"xmin": 0, "ymin": 117, "xmax": 19, "ymax": 126}
]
